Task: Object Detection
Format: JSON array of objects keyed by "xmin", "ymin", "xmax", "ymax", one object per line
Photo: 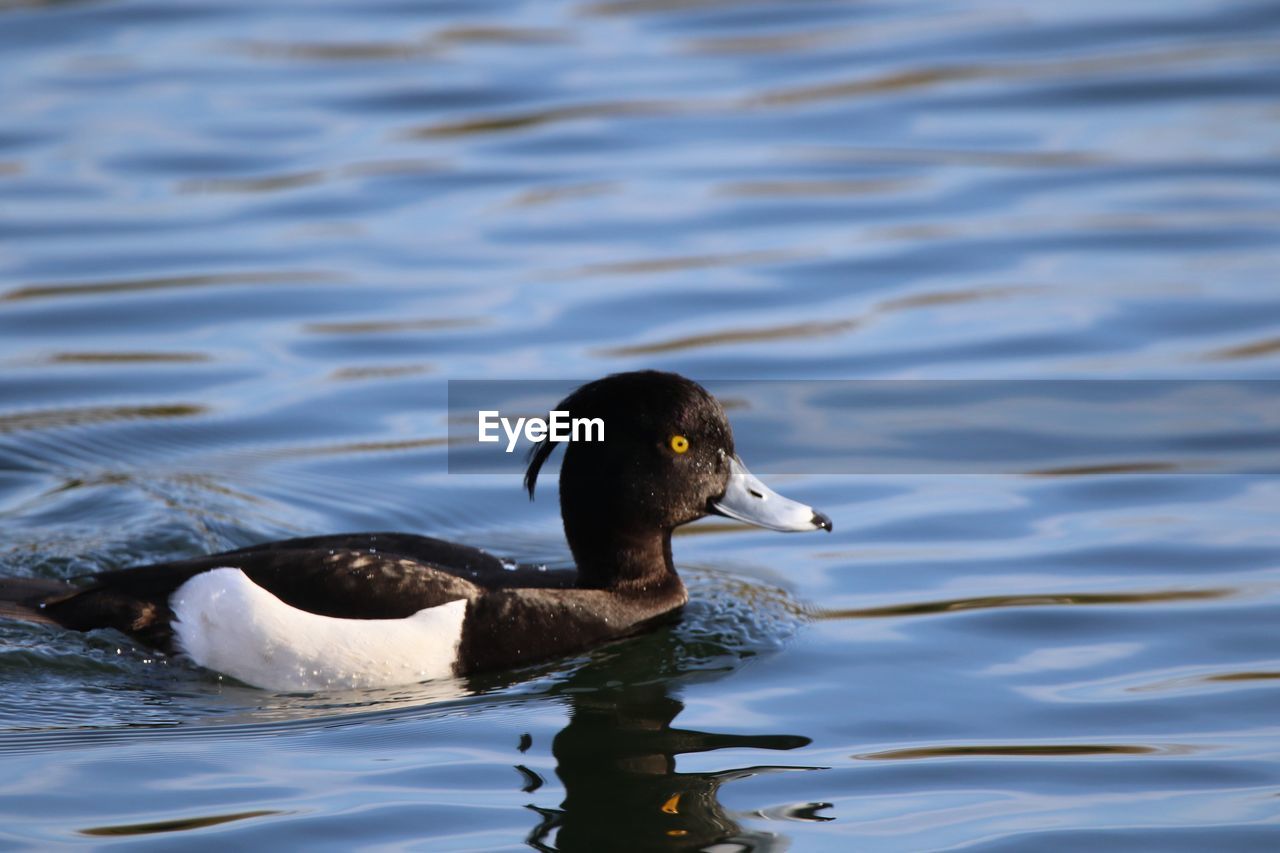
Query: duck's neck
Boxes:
[{"xmin": 564, "ymin": 517, "xmax": 681, "ymax": 593}]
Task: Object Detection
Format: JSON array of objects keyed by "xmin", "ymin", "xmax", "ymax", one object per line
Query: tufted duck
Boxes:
[{"xmin": 0, "ymin": 371, "xmax": 830, "ymax": 690}]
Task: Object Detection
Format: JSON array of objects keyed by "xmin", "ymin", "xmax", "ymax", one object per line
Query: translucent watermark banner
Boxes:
[{"xmin": 447, "ymin": 380, "xmax": 1280, "ymax": 475}]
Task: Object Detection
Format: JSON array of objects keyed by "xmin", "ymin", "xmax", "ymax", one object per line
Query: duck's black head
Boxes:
[{"xmin": 525, "ymin": 371, "xmax": 830, "ymax": 590}]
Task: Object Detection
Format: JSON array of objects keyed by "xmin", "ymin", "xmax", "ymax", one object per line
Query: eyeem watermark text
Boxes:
[{"xmin": 478, "ymin": 410, "xmax": 604, "ymax": 453}]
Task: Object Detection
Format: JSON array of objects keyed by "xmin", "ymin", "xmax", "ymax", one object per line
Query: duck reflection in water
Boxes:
[{"xmin": 522, "ymin": 677, "xmax": 828, "ymax": 852}]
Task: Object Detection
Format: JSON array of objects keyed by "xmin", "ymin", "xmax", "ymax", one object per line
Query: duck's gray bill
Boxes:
[{"xmin": 710, "ymin": 456, "xmax": 832, "ymax": 533}]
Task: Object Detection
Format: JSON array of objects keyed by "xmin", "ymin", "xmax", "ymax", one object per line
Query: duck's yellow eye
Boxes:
[{"xmin": 669, "ymin": 435, "xmax": 690, "ymax": 454}]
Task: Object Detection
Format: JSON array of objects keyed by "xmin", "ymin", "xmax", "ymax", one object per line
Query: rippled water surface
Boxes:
[{"xmin": 3, "ymin": 0, "xmax": 1279, "ymax": 849}]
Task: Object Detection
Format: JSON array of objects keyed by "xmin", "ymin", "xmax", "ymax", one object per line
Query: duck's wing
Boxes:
[
  {"xmin": 219, "ymin": 532, "xmax": 504, "ymax": 577},
  {"xmin": 45, "ymin": 544, "xmax": 484, "ymax": 652},
  {"xmin": 220, "ymin": 532, "xmax": 578, "ymax": 590}
]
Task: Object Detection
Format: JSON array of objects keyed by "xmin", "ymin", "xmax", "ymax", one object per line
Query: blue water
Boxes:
[{"xmin": 2, "ymin": 0, "xmax": 1280, "ymax": 848}]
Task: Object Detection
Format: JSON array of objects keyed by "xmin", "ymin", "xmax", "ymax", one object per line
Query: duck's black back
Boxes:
[{"xmin": 43, "ymin": 533, "xmax": 579, "ymax": 652}]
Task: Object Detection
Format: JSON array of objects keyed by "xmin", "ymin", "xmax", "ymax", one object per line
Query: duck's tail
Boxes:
[{"xmin": 0, "ymin": 577, "xmax": 75, "ymax": 626}]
